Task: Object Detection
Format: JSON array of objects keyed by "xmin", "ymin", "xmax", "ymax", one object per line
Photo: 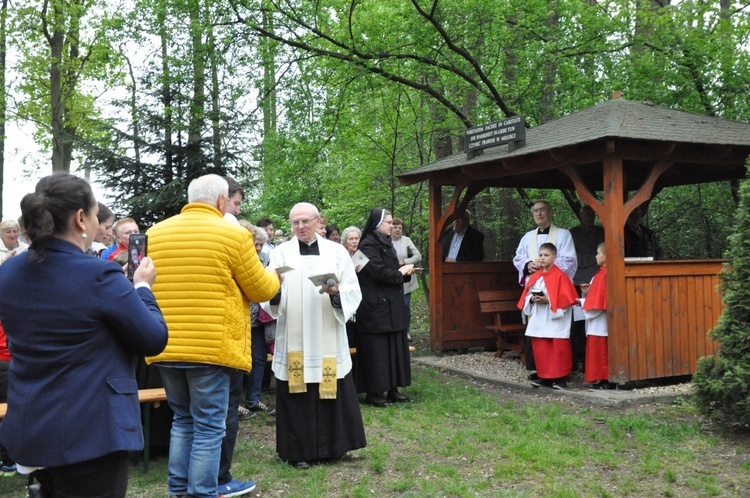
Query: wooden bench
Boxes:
[
  {"xmin": 478, "ymin": 290, "xmax": 526, "ymax": 364},
  {"xmin": 0, "ymin": 388, "xmax": 167, "ymax": 474}
]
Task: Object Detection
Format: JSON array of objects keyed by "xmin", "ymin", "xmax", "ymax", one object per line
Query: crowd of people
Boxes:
[
  {"xmin": 0, "ymin": 172, "xmax": 427, "ymax": 498},
  {"xmin": 0, "ymin": 169, "xmax": 663, "ymax": 497}
]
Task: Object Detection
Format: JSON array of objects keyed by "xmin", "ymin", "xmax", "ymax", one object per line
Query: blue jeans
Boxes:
[
  {"xmin": 244, "ymin": 326, "xmax": 266, "ymax": 405},
  {"xmin": 158, "ymin": 365, "xmax": 231, "ymax": 498}
]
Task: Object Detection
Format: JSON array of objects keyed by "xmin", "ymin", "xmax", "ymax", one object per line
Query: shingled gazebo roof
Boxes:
[{"xmin": 398, "ymin": 98, "xmax": 750, "ymax": 191}]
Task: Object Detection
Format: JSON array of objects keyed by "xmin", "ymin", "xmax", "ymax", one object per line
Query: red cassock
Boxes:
[
  {"xmin": 583, "ymin": 266, "xmax": 608, "ymax": 383},
  {"xmin": 517, "ymin": 265, "xmax": 578, "ymax": 379}
]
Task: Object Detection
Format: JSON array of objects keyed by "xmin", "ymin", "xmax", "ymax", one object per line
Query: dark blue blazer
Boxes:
[{"xmin": 0, "ymin": 238, "xmax": 168, "ymax": 467}]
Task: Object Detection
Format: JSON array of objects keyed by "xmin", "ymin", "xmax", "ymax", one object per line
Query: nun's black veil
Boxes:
[{"xmin": 360, "ymin": 208, "xmax": 387, "ymax": 241}]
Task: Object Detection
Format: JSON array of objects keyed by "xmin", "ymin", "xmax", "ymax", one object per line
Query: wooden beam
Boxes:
[
  {"xmin": 624, "ymin": 160, "xmax": 673, "ymax": 218},
  {"xmin": 600, "ymin": 156, "xmax": 629, "ymax": 384},
  {"xmin": 429, "ymin": 183, "xmax": 444, "ymax": 351}
]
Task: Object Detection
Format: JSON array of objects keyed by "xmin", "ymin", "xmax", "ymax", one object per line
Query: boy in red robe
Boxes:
[
  {"xmin": 580, "ymin": 243, "xmax": 611, "ymax": 389},
  {"xmin": 517, "ymin": 243, "xmax": 579, "ymax": 389}
]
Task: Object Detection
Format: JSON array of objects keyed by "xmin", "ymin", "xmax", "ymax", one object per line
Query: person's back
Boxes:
[
  {"xmin": 145, "ymin": 174, "xmax": 279, "ymax": 497},
  {"xmin": 147, "ymin": 202, "xmax": 278, "ymax": 369}
]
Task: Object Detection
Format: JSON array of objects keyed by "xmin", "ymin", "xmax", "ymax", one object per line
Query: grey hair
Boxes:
[
  {"xmin": 188, "ymin": 175, "xmax": 229, "ymax": 205},
  {"xmin": 0, "ymin": 219, "xmax": 20, "ymax": 231},
  {"xmin": 289, "ymin": 202, "xmax": 320, "ymax": 220},
  {"xmin": 340, "ymin": 225, "xmax": 361, "ymax": 243},
  {"xmin": 530, "ymin": 200, "xmax": 552, "ymax": 212},
  {"xmin": 239, "ymin": 220, "xmax": 268, "ymax": 243},
  {"xmin": 251, "ymin": 225, "xmax": 267, "ymax": 243}
]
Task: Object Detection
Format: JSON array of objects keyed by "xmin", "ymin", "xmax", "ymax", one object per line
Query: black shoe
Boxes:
[
  {"xmin": 386, "ymin": 389, "xmax": 412, "ymax": 403},
  {"xmin": 530, "ymin": 378, "xmax": 542, "ymax": 388},
  {"xmin": 363, "ymin": 393, "xmax": 388, "ymax": 407},
  {"xmin": 528, "ymin": 372, "xmax": 540, "ymax": 381},
  {"xmin": 589, "ymin": 381, "xmax": 612, "ymax": 391},
  {"xmin": 246, "ymin": 401, "xmax": 276, "ymax": 415},
  {"xmin": 552, "ymin": 380, "xmax": 567, "ymax": 390},
  {"xmin": 292, "ymin": 461, "xmax": 310, "ymax": 470}
]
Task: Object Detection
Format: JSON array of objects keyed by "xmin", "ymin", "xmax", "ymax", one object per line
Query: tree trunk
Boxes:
[
  {"xmin": 0, "ymin": 0, "xmax": 7, "ymax": 218},
  {"xmin": 124, "ymin": 54, "xmax": 142, "ymax": 191},
  {"xmin": 159, "ymin": 3, "xmax": 174, "ymax": 183},
  {"xmin": 261, "ymin": 0, "xmax": 277, "ymax": 161},
  {"xmin": 540, "ymin": 6, "xmax": 559, "ymax": 124},
  {"xmin": 43, "ymin": 0, "xmax": 86, "ymax": 172},
  {"xmin": 187, "ymin": 0, "xmax": 206, "ymax": 180},
  {"xmin": 207, "ymin": 14, "xmax": 221, "ymax": 172}
]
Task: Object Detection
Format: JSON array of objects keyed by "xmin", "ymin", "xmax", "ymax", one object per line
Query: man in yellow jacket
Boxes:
[{"xmin": 147, "ymin": 174, "xmax": 280, "ymax": 498}]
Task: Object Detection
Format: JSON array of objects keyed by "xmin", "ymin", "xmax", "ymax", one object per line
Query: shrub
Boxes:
[{"xmin": 693, "ymin": 162, "xmax": 750, "ymax": 428}]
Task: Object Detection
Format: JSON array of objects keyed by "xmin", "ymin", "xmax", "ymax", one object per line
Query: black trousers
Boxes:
[{"xmin": 34, "ymin": 450, "xmax": 129, "ymax": 498}]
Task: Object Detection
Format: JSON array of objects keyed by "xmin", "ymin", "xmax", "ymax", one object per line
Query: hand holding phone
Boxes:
[
  {"xmin": 127, "ymin": 234, "xmax": 148, "ymax": 281},
  {"xmin": 531, "ymin": 290, "xmax": 544, "ymax": 297}
]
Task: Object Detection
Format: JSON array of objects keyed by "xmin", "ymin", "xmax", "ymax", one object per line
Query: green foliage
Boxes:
[{"xmin": 693, "ymin": 162, "xmax": 750, "ymax": 428}]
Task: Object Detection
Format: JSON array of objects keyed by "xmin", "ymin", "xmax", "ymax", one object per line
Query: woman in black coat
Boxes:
[{"xmin": 355, "ymin": 208, "xmax": 416, "ymax": 407}]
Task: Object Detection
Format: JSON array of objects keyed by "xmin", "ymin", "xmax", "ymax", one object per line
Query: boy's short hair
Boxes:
[
  {"xmin": 597, "ymin": 242, "xmax": 606, "ymax": 252},
  {"xmin": 539, "ymin": 242, "xmax": 557, "ymax": 255}
]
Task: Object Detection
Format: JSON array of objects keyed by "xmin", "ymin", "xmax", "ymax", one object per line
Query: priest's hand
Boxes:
[{"xmin": 322, "ymin": 282, "xmax": 339, "ymax": 295}]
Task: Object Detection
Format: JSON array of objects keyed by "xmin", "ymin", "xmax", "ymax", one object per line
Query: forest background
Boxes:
[{"xmin": 1, "ymin": 0, "xmax": 749, "ymax": 270}]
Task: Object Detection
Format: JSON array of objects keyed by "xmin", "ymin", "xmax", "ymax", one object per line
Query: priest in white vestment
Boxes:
[
  {"xmin": 512, "ymin": 200, "xmax": 577, "ymax": 285},
  {"xmin": 262, "ymin": 202, "xmax": 365, "ymax": 470}
]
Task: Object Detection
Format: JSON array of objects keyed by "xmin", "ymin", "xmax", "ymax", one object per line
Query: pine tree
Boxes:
[{"xmin": 693, "ymin": 162, "xmax": 750, "ymax": 428}]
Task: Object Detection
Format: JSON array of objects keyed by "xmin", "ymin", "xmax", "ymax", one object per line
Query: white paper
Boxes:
[
  {"xmin": 274, "ymin": 265, "xmax": 295, "ymax": 274},
  {"xmin": 308, "ymin": 272, "xmax": 339, "ymax": 287},
  {"xmin": 351, "ymin": 250, "xmax": 369, "ymax": 271}
]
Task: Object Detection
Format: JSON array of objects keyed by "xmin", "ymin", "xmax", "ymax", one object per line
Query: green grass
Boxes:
[
  {"xmin": 0, "ymin": 365, "xmax": 748, "ymax": 497},
  {"xmin": 1, "ymin": 294, "xmax": 748, "ymax": 497}
]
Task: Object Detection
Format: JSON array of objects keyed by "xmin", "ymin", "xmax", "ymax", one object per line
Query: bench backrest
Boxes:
[{"xmin": 478, "ymin": 290, "xmax": 523, "ymax": 324}]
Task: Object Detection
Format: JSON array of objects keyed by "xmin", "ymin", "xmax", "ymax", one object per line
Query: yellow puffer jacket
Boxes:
[{"xmin": 145, "ymin": 203, "xmax": 280, "ymax": 371}]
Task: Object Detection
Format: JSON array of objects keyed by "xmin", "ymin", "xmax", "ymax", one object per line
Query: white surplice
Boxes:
[
  {"xmin": 262, "ymin": 234, "xmax": 362, "ymax": 383},
  {"xmin": 513, "ymin": 225, "xmax": 578, "ymax": 284}
]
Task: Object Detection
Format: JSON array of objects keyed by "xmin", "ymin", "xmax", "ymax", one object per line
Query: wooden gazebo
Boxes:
[{"xmin": 398, "ymin": 97, "xmax": 750, "ymax": 384}]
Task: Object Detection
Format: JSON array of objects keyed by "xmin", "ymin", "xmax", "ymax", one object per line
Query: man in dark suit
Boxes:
[{"xmin": 441, "ymin": 211, "xmax": 485, "ymax": 262}]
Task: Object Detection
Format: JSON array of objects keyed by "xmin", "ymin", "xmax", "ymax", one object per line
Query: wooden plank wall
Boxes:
[
  {"xmin": 618, "ymin": 261, "xmax": 724, "ymax": 382},
  {"xmin": 431, "ymin": 261, "xmax": 520, "ymax": 351}
]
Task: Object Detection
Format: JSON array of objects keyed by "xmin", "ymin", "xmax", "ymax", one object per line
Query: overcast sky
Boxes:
[{"xmin": 2, "ymin": 121, "xmax": 108, "ymax": 222}]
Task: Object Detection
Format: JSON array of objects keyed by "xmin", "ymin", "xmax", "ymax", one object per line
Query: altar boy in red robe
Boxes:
[
  {"xmin": 580, "ymin": 243, "xmax": 611, "ymax": 389},
  {"xmin": 517, "ymin": 243, "xmax": 579, "ymax": 389}
]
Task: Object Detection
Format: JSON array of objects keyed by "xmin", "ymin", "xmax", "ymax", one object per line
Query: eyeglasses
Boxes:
[{"xmin": 291, "ymin": 217, "xmax": 318, "ymax": 227}]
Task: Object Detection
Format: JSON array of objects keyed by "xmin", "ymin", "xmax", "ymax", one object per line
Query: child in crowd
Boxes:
[
  {"xmin": 517, "ymin": 242, "xmax": 579, "ymax": 389},
  {"xmin": 580, "ymin": 243, "xmax": 611, "ymax": 389}
]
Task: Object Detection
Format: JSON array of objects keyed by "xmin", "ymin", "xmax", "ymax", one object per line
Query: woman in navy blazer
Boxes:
[{"xmin": 0, "ymin": 173, "xmax": 168, "ymax": 497}]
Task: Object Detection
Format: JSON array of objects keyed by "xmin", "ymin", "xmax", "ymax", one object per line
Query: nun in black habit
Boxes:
[{"xmin": 355, "ymin": 208, "xmax": 416, "ymax": 407}]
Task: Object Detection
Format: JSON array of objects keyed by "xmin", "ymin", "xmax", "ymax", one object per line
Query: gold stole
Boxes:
[
  {"xmin": 529, "ymin": 224, "xmax": 558, "ymax": 260},
  {"xmin": 286, "ymin": 249, "xmax": 339, "ymax": 398}
]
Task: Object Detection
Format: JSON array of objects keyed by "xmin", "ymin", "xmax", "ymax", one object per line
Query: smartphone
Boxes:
[
  {"xmin": 127, "ymin": 233, "xmax": 148, "ymax": 281},
  {"xmin": 531, "ymin": 290, "xmax": 544, "ymax": 297}
]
